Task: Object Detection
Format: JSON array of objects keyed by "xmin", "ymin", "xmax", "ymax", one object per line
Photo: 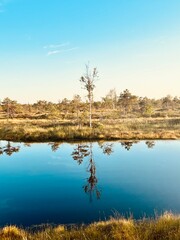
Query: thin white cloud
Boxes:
[
  {"xmin": 44, "ymin": 41, "xmax": 79, "ymax": 57},
  {"xmin": 47, "ymin": 50, "xmax": 61, "ymax": 56},
  {"xmin": 43, "ymin": 42, "xmax": 70, "ymax": 49},
  {"xmin": 47, "ymin": 47, "xmax": 79, "ymax": 56}
]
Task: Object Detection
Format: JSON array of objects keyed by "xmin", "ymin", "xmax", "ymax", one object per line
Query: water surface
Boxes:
[{"xmin": 0, "ymin": 140, "xmax": 179, "ymax": 226}]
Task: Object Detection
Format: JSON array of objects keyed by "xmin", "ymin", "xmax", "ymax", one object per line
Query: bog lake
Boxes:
[{"xmin": 0, "ymin": 140, "xmax": 179, "ymax": 227}]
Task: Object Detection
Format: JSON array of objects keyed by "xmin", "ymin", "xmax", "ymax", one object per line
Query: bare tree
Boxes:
[{"xmin": 80, "ymin": 64, "xmax": 98, "ymax": 128}]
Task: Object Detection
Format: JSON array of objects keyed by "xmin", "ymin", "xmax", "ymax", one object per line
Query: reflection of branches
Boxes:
[
  {"xmin": 24, "ymin": 143, "xmax": 31, "ymax": 147},
  {"xmin": 83, "ymin": 143, "xmax": 101, "ymax": 202},
  {"xmin": 48, "ymin": 142, "xmax": 61, "ymax": 152},
  {"xmin": 72, "ymin": 143, "xmax": 101, "ymax": 201},
  {"xmin": 145, "ymin": 141, "xmax": 155, "ymax": 149},
  {"xmin": 120, "ymin": 141, "xmax": 138, "ymax": 151},
  {"xmin": 1, "ymin": 142, "xmax": 20, "ymax": 156},
  {"xmin": 71, "ymin": 144, "xmax": 89, "ymax": 165},
  {"xmin": 98, "ymin": 142, "xmax": 114, "ymax": 155}
]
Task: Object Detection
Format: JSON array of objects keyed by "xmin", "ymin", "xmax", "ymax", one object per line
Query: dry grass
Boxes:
[
  {"xmin": 0, "ymin": 117, "xmax": 179, "ymax": 142},
  {"xmin": 0, "ymin": 226, "xmax": 27, "ymax": 240},
  {"xmin": 0, "ymin": 213, "xmax": 180, "ymax": 240}
]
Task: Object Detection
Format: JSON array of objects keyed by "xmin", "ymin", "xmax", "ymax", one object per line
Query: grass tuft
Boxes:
[
  {"xmin": 0, "ymin": 226, "xmax": 27, "ymax": 240},
  {"xmin": 0, "ymin": 213, "xmax": 180, "ymax": 240}
]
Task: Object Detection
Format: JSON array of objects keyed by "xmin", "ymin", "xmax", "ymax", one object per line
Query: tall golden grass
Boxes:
[
  {"xmin": 0, "ymin": 117, "xmax": 179, "ymax": 141},
  {"xmin": 0, "ymin": 212, "xmax": 180, "ymax": 240}
]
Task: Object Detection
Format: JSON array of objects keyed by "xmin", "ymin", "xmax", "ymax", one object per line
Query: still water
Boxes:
[{"xmin": 0, "ymin": 140, "xmax": 179, "ymax": 226}]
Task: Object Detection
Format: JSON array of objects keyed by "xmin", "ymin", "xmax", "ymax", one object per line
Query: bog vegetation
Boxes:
[
  {"xmin": 0, "ymin": 212, "xmax": 180, "ymax": 240},
  {"xmin": 0, "ymin": 88, "xmax": 180, "ymax": 141}
]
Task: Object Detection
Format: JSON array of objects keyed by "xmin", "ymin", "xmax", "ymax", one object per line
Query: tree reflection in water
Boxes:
[
  {"xmin": 71, "ymin": 142, "xmax": 116, "ymax": 201},
  {"xmin": 98, "ymin": 142, "xmax": 114, "ymax": 155},
  {"xmin": 0, "ymin": 140, "xmax": 156, "ymax": 200},
  {"xmin": 72, "ymin": 143, "xmax": 101, "ymax": 201},
  {"xmin": 120, "ymin": 140, "xmax": 139, "ymax": 151},
  {"xmin": 0, "ymin": 147, "xmax": 3, "ymax": 155},
  {"xmin": 83, "ymin": 143, "xmax": 101, "ymax": 201},
  {"xmin": 24, "ymin": 143, "xmax": 31, "ymax": 147},
  {"xmin": 72, "ymin": 144, "xmax": 90, "ymax": 165},
  {"xmin": 145, "ymin": 140, "xmax": 155, "ymax": 149},
  {"xmin": 48, "ymin": 142, "xmax": 61, "ymax": 152},
  {"xmin": 0, "ymin": 141, "xmax": 20, "ymax": 156}
]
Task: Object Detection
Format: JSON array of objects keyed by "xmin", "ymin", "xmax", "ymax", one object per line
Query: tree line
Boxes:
[
  {"xmin": 0, "ymin": 90, "xmax": 179, "ymax": 120},
  {"xmin": 0, "ymin": 65, "xmax": 180, "ymax": 122}
]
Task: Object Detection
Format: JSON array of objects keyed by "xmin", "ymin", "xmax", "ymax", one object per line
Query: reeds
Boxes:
[{"xmin": 0, "ymin": 212, "xmax": 180, "ymax": 240}]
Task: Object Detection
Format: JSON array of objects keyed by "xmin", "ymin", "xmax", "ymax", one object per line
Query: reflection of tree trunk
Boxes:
[
  {"xmin": 72, "ymin": 143, "xmax": 101, "ymax": 201},
  {"xmin": 83, "ymin": 143, "xmax": 101, "ymax": 202},
  {"xmin": 0, "ymin": 147, "xmax": 3, "ymax": 155}
]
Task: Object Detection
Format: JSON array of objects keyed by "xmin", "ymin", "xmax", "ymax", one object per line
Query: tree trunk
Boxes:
[{"xmin": 89, "ymin": 99, "xmax": 92, "ymax": 128}]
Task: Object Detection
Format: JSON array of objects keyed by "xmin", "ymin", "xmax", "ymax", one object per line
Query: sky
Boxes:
[{"xmin": 0, "ymin": 0, "xmax": 180, "ymax": 103}]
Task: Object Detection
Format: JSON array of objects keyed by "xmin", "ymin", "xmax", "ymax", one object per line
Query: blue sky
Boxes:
[{"xmin": 0, "ymin": 0, "xmax": 180, "ymax": 103}]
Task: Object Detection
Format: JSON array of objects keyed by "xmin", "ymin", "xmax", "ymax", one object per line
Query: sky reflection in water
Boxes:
[{"xmin": 0, "ymin": 140, "xmax": 179, "ymax": 226}]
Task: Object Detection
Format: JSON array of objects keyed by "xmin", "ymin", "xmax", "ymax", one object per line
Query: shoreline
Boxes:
[
  {"xmin": 0, "ymin": 136, "xmax": 180, "ymax": 143},
  {"xmin": 0, "ymin": 212, "xmax": 179, "ymax": 240}
]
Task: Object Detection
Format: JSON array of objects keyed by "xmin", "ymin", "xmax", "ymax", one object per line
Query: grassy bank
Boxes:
[
  {"xmin": 0, "ymin": 212, "xmax": 180, "ymax": 240},
  {"xmin": 0, "ymin": 117, "xmax": 179, "ymax": 142}
]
